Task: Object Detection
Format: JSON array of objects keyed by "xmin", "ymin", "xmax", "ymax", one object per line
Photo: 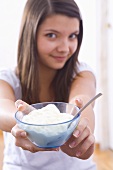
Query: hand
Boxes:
[
  {"xmin": 11, "ymin": 124, "xmax": 59, "ymax": 152},
  {"xmin": 60, "ymin": 98, "xmax": 95, "ymax": 159},
  {"xmin": 11, "ymin": 100, "xmax": 59, "ymax": 152}
]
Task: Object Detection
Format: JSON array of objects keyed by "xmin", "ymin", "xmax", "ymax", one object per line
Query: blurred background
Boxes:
[{"xmin": 0, "ymin": 0, "xmax": 113, "ymax": 169}]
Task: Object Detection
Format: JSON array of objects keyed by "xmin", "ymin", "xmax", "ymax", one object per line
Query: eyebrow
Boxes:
[{"xmin": 44, "ymin": 29, "xmax": 80, "ymax": 34}]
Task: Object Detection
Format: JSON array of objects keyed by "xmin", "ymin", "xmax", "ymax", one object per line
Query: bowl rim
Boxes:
[{"xmin": 15, "ymin": 102, "xmax": 80, "ymax": 126}]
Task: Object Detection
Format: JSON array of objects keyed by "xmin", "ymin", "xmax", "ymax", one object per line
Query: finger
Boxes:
[
  {"xmin": 75, "ymin": 134, "xmax": 95, "ymax": 157},
  {"xmin": 69, "ymin": 126, "xmax": 91, "ymax": 148},
  {"xmin": 11, "ymin": 124, "xmax": 27, "ymax": 138},
  {"xmin": 79, "ymin": 144, "xmax": 95, "ymax": 159},
  {"xmin": 73, "ymin": 117, "xmax": 89, "ymax": 138},
  {"xmin": 15, "ymin": 99, "xmax": 35, "ymax": 113},
  {"xmin": 15, "ymin": 137, "xmax": 59, "ymax": 153}
]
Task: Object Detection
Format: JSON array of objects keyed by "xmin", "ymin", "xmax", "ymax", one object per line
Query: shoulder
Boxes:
[
  {"xmin": 76, "ymin": 62, "xmax": 95, "ymax": 74},
  {"xmin": 0, "ymin": 67, "xmax": 22, "ymax": 99},
  {"xmin": 73, "ymin": 61, "xmax": 95, "ymax": 78},
  {"xmin": 0, "ymin": 67, "xmax": 19, "ymax": 84}
]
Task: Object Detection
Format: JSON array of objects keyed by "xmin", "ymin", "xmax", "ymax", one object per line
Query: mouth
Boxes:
[{"xmin": 52, "ymin": 56, "xmax": 67, "ymax": 62}]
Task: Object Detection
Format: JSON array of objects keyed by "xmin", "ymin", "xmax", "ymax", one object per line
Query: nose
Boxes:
[{"xmin": 57, "ymin": 39, "xmax": 70, "ymax": 53}]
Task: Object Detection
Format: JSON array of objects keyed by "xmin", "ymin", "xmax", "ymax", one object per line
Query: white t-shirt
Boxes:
[{"xmin": 0, "ymin": 62, "xmax": 96, "ymax": 170}]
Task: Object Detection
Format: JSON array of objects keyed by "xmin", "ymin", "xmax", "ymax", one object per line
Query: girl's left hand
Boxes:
[{"xmin": 60, "ymin": 98, "xmax": 95, "ymax": 159}]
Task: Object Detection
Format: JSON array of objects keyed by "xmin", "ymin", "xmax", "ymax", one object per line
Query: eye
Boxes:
[
  {"xmin": 69, "ymin": 33, "xmax": 78, "ymax": 39},
  {"xmin": 46, "ymin": 33, "xmax": 56, "ymax": 38}
]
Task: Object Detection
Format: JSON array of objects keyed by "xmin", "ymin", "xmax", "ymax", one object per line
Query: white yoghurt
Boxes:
[
  {"xmin": 22, "ymin": 104, "xmax": 73, "ymax": 124},
  {"xmin": 22, "ymin": 104, "xmax": 74, "ymax": 135}
]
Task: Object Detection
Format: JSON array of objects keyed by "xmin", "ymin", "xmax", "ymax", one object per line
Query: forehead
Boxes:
[{"xmin": 39, "ymin": 14, "xmax": 80, "ymax": 32}]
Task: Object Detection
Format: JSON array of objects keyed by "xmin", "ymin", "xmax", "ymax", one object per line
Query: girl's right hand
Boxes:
[
  {"xmin": 11, "ymin": 124, "xmax": 58, "ymax": 152},
  {"xmin": 11, "ymin": 100, "xmax": 59, "ymax": 152}
]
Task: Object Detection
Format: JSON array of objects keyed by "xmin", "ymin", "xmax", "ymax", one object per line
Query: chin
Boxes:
[{"xmin": 52, "ymin": 63, "xmax": 66, "ymax": 70}]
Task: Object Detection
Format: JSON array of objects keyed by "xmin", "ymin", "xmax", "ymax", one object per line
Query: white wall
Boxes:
[
  {"xmin": 108, "ymin": 0, "xmax": 113, "ymax": 150},
  {"xmin": 0, "ymin": 0, "xmax": 26, "ymax": 68},
  {"xmin": 75, "ymin": 0, "xmax": 97, "ymax": 69}
]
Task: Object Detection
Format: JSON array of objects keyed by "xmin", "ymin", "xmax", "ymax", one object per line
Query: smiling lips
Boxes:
[{"xmin": 52, "ymin": 56, "xmax": 67, "ymax": 62}]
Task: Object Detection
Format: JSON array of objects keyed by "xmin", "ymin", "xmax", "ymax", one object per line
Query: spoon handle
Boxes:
[{"xmin": 74, "ymin": 93, "xmax": 102, "ymax": 120}]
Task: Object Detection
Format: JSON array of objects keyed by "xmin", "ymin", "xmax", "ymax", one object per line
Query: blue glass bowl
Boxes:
[{"xmin": 15, "ymin": 102, "xmax": 80, "ymax": 148}]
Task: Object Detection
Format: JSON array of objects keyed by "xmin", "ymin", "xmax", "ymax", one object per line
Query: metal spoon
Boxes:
[{"xmin": 69, "ymin": 93, "xmax": 102, "ymax": 127}]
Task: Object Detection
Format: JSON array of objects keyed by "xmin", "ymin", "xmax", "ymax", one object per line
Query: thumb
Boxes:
[
  {"xmin": 15, "ymin": 99, "xmax": 35, "ymax": 113},
  {"xmin": 74, "ymin": 98, "xmax": 83, "ymax": 109}
]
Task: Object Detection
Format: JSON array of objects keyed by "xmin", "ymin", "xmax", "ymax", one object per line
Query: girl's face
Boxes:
[{"xmin": 37, "ymin": 14, "xmax": 80, "ymax": 70}]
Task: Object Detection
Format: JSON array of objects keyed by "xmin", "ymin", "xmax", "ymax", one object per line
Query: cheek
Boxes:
[
  {"xmin": 71, "ymin": 41, "xmax": 78, "ymax": 54},
  {"xmin": 38, "ymin": 39, "xmax": 55, "ymax": 54}
]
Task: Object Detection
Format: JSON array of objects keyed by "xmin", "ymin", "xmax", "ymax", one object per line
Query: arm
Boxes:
[
  {"xmin": 0, "ymin": 80, "xmax": 16, "ymax": 132},
  {"xmin": 0, "ymin": 80, "xmax": 58, "ymax": 152},
  {"xmin": 69, "ymin": 71, "xmax": 96, "ymax": 132},
  {"xmin": 60, "ymin": 71, "xmax": 96, "ymax": 159}
]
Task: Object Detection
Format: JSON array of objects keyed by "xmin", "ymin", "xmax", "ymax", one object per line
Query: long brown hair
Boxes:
[{"xmin": 17, "ymin": 0, "xmax": 83, "ymax": 104}]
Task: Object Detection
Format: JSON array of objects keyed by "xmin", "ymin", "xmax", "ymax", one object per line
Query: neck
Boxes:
[
  {"xmin": 39, "ymin": 67, "xmax": 56, "ymax": 86},
  {"xmin": 38, "ymin": 65, "xmax": 57, "ymax": 102}
]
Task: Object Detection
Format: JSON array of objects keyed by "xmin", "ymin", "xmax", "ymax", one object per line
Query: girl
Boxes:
[{"xmin": 0, "ymin": 0, "xmax": 96, "ymax": 169}]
